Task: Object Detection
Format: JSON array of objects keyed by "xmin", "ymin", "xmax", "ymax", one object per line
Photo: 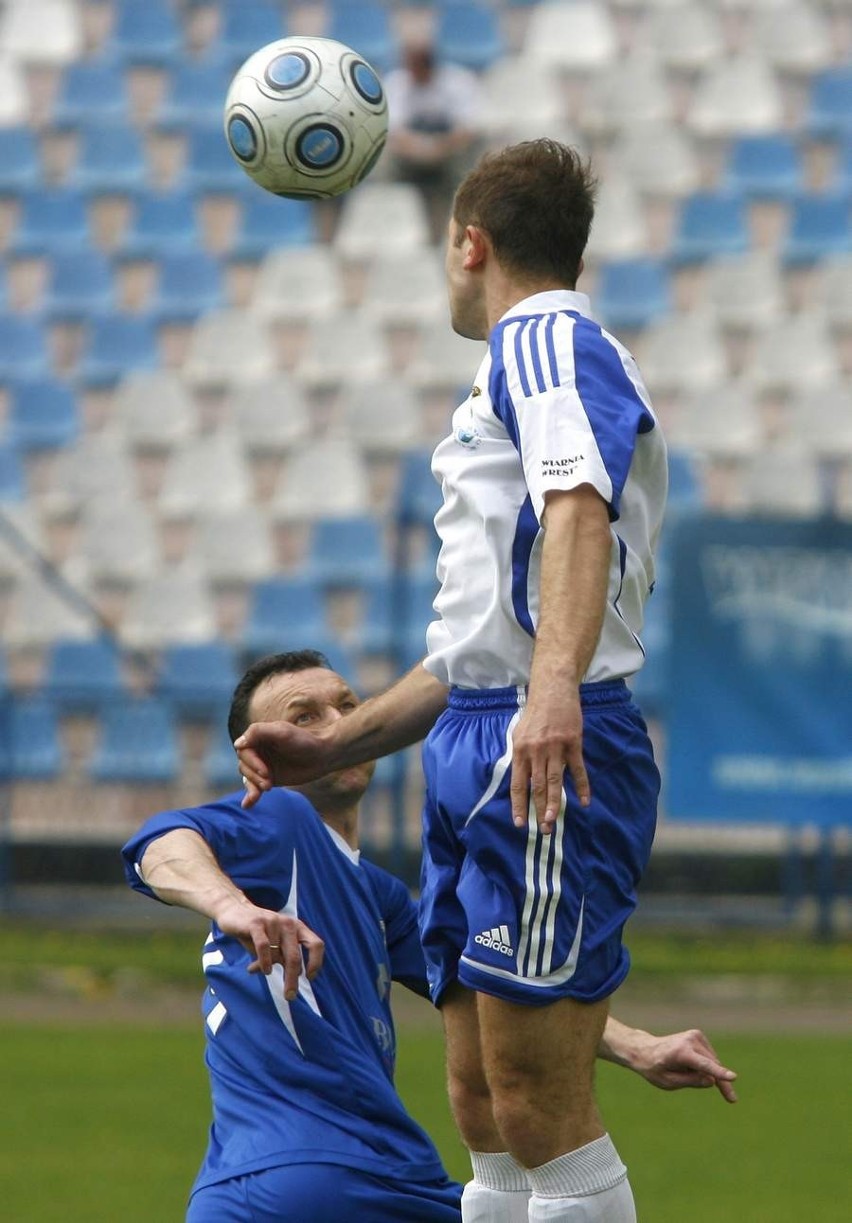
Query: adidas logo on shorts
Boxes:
[{"xmin": 474, "ymin": 925, "xmax": 514, "ymax": 957}]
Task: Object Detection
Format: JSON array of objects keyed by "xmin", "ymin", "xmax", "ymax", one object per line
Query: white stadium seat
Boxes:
[
  {"xmin": 270, "ymin": 437, "xmax": 371, "ymax": 523},
  {"xmin": 334, "ymin": 183, "xmax": 431, "ymax": 261},
  {"xmin": 687, "ymin": 55, "xmax": 784, "ymax": 136},
  {"xmin": 251, "ymin": 245, "xmax": 344, "ymax": 324},
  {"xmin": 158, "ymin": 430, "xmax": 254, "ymax": 517},
  {"xmin": 121, "ymin": 565, "xmax": 216, "ymax": 649},
  {"xmin": 523, "ymin": 2, "xmax": 618, "ymax": 71},
  {"xmin": 229, "ymin": 373, "xmax": 312, "ymax": 456},
  {"xmin": 183, "ymin": 310, "xmax": 277, "ymax": 390},
  {"xmin": 114, "ymin": 370, "xmax": 199, "ymax": 451}
]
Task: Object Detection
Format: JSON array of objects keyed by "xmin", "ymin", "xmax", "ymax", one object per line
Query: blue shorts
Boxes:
[
  {"xmin": 419, "ymin": 681, "xmax": 659, "ymax": 1007},
  {"xmin": 187, "ymin": 1163, "xmax": 462, "ymax": 1222}
]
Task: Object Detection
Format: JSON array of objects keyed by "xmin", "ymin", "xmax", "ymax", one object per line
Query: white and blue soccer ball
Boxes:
[{"xmin": 224, "ymin": 36, "xmax": 389, "ymax": 200}]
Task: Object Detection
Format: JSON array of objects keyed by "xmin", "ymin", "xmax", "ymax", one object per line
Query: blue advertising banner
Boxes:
[{"xmin": 666, "ymin": 515, "xmax": 852, "ymax": 826}]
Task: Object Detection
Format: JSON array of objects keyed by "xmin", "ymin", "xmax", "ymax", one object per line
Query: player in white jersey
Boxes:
[
  {"xmin": 133, "ymin": 651, "xmax": 735, "ymax": 1221},
  {"xmin": 235, "ymin": 141, "xmax": 673, "ymax": 1220}
]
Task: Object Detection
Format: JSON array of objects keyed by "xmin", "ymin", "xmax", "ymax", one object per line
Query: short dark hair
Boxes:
[
  {"xmin": 227, "ymin": 649, "xmax": 331, "ymax": 743},
  {"xmin": 452, "ymin": 139, "xmax": 597, "ymax": 286}
]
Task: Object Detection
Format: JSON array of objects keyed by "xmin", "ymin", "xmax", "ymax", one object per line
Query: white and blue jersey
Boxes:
[
  {"xmin": 121, "ymin": 790, "xmax": 460, "ymax": 1213},
  {"xmin": 424, "ymin": 289, "xmax": 667, "ymax": 690}
]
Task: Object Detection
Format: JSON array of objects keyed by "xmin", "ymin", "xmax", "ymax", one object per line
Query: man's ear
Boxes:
[{"xmin": 462, "ymin": 224, "xmax": 489, "ymax": 271}]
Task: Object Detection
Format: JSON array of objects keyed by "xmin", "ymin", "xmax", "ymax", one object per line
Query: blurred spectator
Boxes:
[{"xmin": 384, "ymin": 39, "xmax": 484, "ymax": 241}]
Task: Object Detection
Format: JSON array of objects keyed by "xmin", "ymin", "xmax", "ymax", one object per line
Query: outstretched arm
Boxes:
[
  {"xmin": 600, "ymin": 1016, "xmax": 738, "ymax": 1103},
  {"xmin": 236, "ymin": 662, "xmax": 449, "ymax": 807},
  {"xmin": 138, "ymin": 828, "xmax": 324, "ymax": 1002}
]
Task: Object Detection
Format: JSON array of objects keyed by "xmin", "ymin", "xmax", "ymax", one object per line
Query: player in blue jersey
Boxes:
[
  {"xmin": 233, "ymin": 141, "xmax": 680, "ymax": 1220},
  {"xmin": 128, "ymin": 651, "xmax": 734, "ymax": 1221}
]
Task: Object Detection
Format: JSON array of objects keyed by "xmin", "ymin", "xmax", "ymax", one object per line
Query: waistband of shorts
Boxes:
[{"xmin": 447, "ymin": 679, "xmax": 629, "ymax": 712}]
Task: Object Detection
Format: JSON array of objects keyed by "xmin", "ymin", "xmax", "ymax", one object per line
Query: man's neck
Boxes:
[
  {"xmin": 485, "ymin": 277, "xmax": 577, "ymax": 333},
  {"xmin": 318, "ymin": 805, "xmax": 359, "ymax": 850}
]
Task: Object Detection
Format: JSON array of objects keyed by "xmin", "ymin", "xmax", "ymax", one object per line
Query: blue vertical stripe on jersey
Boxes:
[
  {"xmin": 510, "ymin": 495, "xmax": 539, "ymax": 637},
  {"xmin": 544, "ymin": 313, "xmax": 561, "ymax": 387},
  {"xmin": 512, "ymin": 321, "xmax": 533, "ymax": 398},
  {"xmin": 528, "ymin": 318, "xmax": 547, "ymax": 394}
]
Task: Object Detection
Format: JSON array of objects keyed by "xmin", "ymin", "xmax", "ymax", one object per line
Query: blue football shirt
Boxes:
[{"xmin": 121, "ymin": 789, "xmax": 448, "ymax": 1193}]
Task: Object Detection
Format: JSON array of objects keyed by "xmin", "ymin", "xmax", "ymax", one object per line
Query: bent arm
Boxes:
[
  {"xmin": 139, "ymin": 828, "xmax": 323, "ymax": 1000},
  {"xmin": 600, "ymin": 1016, "xmax": 738, "ymax": 1103},
  {"xmin": 237, "ymin": 663, "xmax": 449, "ymax": 805}
]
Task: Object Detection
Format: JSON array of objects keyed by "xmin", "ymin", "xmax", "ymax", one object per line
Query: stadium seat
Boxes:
[
  {"xmin": 183, "ymin": 126, "xmax": 251, "ymax": 196},
  {"xmin": 337, "ymin": 379, "xmax": 424, "ymax": 454},
  {"xmin": 241, "ymin": 576, "xmax": 329, "ymax": 657},
  {"xmin": 327, "ymin": 1, "xmax": 396, "ymax": 73},
  {"xmin": 119, "ymin": 188, "xmax": 201, "ymax": 259},
  {"xmin": 157, "ymin": 641, "xmax": 240, "ymax": 720},
  {"xmin": 67, "ymin": 122, "xmax": 148, "ymax": 194},
  {"xmin": 217, "ymin": 0, "xmax": 287, "ymax": 66},
  {"xmin": 195, "ymin": 507, "xmax": 276, "ymax": 585},
  {"xmin": 107, "ymin": 0, "xmax": 182, "ymax": 68},
  {"xmin": 407, "ymin": 322, "xmax": 485, "ymax": 391},
  {"xmin": 748, "ymin": 314, "xmax": 840, "ymax": 395},
  {"xmin": 435, "ymin": 1, "xmax": 504, "ymax": 73},
  {"xmin": 53, "ymin": 58, "xmax": 130, "ymax": 127},
  {"xmin": 688, "ymin": 55, "xmax": 783, "ymax": 137},
  {"xmin": 229, "ymin": 191, "xmax": 316, "ymax": 261},
  {"xmin": 0, "ymin": 0, "xmax": 82, "ymax": 67},
  {"xmin": 43, "ymin": 637, "xmax": 124, "ymax": 714},
  {"xmin": 3, "ymin": 573, "xmax": 94, "ymax": 649},
  {"xmin": 159, "ymin": 431, "xmax": 253, "ymax": 517},
  {"xmin": 0, "ymin": 56, "xmax": 27, "ymax": 127},
  {"xmin": 395, "ymin": 448, "xmax": 444, "ymax": 529},
  {"xmin": 806, "ymin": 66, "xmax": 852, "ymax": 140},
  {"xmin": 612, "ymin": 123, "xmax": 700, "ymax": 200},
  {"xmin": 671, "ymin": 192, "xmax": 750, "ymax": 265},
  {"xmin": 47, "ymin": 431, "xmax": 138, "ymax": 516},
  {"xmin": 647, "ymin": 2, "xmax": 723, "ymax": 73},
  {"xmin": 229, "ymin": 372, "xmax": 311, "ymax": 455},
  {"xmin": 270, "ymin": 438, "xmax": 371, "ymax": 522},
  {"xmin": 356, "ymin": 572, "xmax": 439, "ymax": 669},
  {"xmin": 334, "ymin": 183, "xmax": 430, "ymax": 260},
  {"xmin": 789, "ymin": 382, "xmax": 852, "ymax": 459},
  {"xmin": 79, "ymin": 499, "xmax": 159, "ymax": 585},
  {"xmin": 251, "ymin": 245, "xmax": 343, "ymax": 322},
  {"xmin": 781, "ymin": 193, "xmax": 852, "ymax": 266},
  {"xmin": 8, "ymin": 379, "xmax": 80, "ymax": 452},
  {"xmin": 581, "ymin": 55, "xmax": 672, "ymax": 136},
  {"xmin": 0, "ymin": 696, "xmax": 63, "ymax": 781},
  {"xmin": 114, "ymin": 370, "xmax": 198, "ymax": 451},
  {"xmin": 739, "ymin": 446, "xmax": 825, "ymax": 517},
  {"xmin": 157, "ymin": 58, "xmax": 235, "ymax": 131},
  {"xmin": 296, "ymin": 312, "xmax": 391, "ymax": 389},
  {"xmin": 756, "ymin": 1, "xmax": 832, "ymax": 77},
  {"xmin": 76, "ymin": 313, "xmax": 160, "ymax": 387},
  {"xmin": 42, "ymin": 250, "xmax": 115, "ymax": 322},
  {"xmin": 523, "ymin": 1, "xmax": 617, "ymax": 71},
  {"xmin": 183, "ymin": 309, "xmax": 276, "ymax": 389},
  {"xmin": 149, "ymin": 250, "xmax": 225, "ymax": 323},
  {"xmin": 813, "ymin": 254, "xmax": 852, "ymax": 332},
  {"xmin": 304, "ymin": 516, "xmax": 388, "ymax": 588},
  {"xmin": 724, "ymin": 134, "xmax": 804, "ymax": 202},
  {"xmin": 360, "ymin": 250, "xmax": 446, "ymax": 327},
  {"xmin": 0, "ymin": 127, "xmax": 41, "ymax": 195},
  {"xmin": 203, "ymin": 719, "xmax": 243, "ymax": 790},
  {"xmin": 89, "ymin": 695, "xmax": 179, "ymax": 783},
  {"xmin": 0, "ymin": 440, "xmax": 26, "ymax": 502},
  {"xmin": 638, "ymin": 313, "xmax": 727, "ymax": 395},
  {"xmin": 667, "ymin": 382, "xmax": 761, "ymax": 460},
  {"xmin": 665, "ymin": 448, "xmax": 706, "ymax": 517},
  {"xmin": 584, "ymin": 172, "xmax": 649, "ymax": 261},
  {"xmin": 595, "ymin": 258, "xmax": 672, "ymax": 332},
  {"xmin": 0, "ymin": 315, "xmax": 49, "ymax": 380},
  {"xmin": 0, "ymin": 504, "xmax": 43, "ymax": 585},
  {"xmin": 480, "ymin": 57, "xmax": 564, "ymax": 141},
  {"xmin": 122, "ymin": 567, "xmax": 216, "ymax": 650},
  {"xmin": 9, "ymin": 187, "xmax": 90, "ymax": 256},
  {"xmin": 703, "ymin": 252, "xmax": 785, "ymax": 332}
]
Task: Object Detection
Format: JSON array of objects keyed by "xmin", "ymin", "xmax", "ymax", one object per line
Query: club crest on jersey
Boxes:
[{"xmin": 454, "ymin": 422, "xmax": 483, "ymax": 449}]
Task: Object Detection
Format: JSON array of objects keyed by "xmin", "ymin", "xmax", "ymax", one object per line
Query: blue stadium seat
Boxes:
[
  {"xmin": 242, "ymin": 577, "xmax": 329, "ymax": 657},
  {"xmin": 8, "ymin": 379, "xmax": 80, "ymax": 451},
  {"xmin": 43, "ymin": 250, "xmax": 115, "ymax": 321},
  {"xmin": 724, "ymin": 133, "xmax": 803, "ymax": 201},
  {"xmin": 0, "ymin": 440, "xmax": 26, "ymax": 501},
  {"xmin": 229, "ymin": 191, "xmax": 316, "ymax": 260},
  {"xmin": 782, "ymin": 192, "xmax": 852, "ymax": 265},
  {"xmin": 356, "ymin": 573, "xmax": 438, "ymax": 666},
  {"xmin": 327, "ymin": 1, "xmax": 396, "ymax": 73},
  {"xmin": 218, "ymin": 1, "xmax": 287, "ymax": 66},
  {"xmin": 89, "ymin": 695, "xmax": 179, "ymax": 783},
  {"xmin": 67, "ymin": 122, "xmax": 148, "ymax": 194},
  {"xmin": 837, "ymin": 138, "xmax": 852, "ymax": 196},
  {"xmin": 9, "ymin": 187, "xmax": 90, "ymax": 256},
  {"xmin": 203, "ymin": 718, "xmax": 242, "ymax": 790},
  {"xmin": 0, "ymin": 127, "xmax": 41, "ymax": 195},
  {"xmin": 157, "ymin": 58, "xmax": 235, "ymax": 131},
  {"xmin": 806, "ymin": 66, "xmax": 852, "ymax": 140},
  {"xmin": 0, "ymin": 316, "xmax": 49, "ymax": 380},
  {"xmin": 182, "ymin": 126, "xmax": 248, "ymax": 195},
  {"xmin": 43, "ymin": 637, "xmax": 124, "ymax": 714},
  {"xmin": 157, "ymin": 641, "xmax": 240, "ymax": 721},
  {"xmin": 596, "ymin": 258, "xmax": 672, "ymax": 332},
  {"xmin": 304, "ymin": 516, "xmax": 388, "ymax": 588},
  {"xmin": 395, "ymin": 449, "xmax": 443, "ymax": 528},
  {"xmin": 671, "ymin": 191, "xmax": 750, "ymax": 264},
  {"xmin": 107, "ymin": 0, "xmax": 182, "ymax": 68},
  {"xmin": 149, "ymin": 250, "xmax": 225, "ymax": 323},
  {"xmin": 666, "ymin": 447, "xmax": 705, "ymax": 516},
  {"xmin": 76, "ymin": 314, "xmax": 160, "ymax": 387},
  {"xmin": 436, "ymin": 1, "xmax": 505, "ymax": 72},
  {"xmin": 53, "ymin": 57, "xmax": 130, "ymax": 127},
  {"xmin": 0, "ymin": 696, "xmax": 63, "ymax": 781},
  {"xmin": 119, "ymin": 188, "xmax": 201, "ymax": 259}
]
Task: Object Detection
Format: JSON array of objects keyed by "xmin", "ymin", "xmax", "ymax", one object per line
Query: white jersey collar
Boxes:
[
  {"xmin": 499, "ymin": 289, "xmax": 593, "ymax": 324},
  {"xmin": 323, "ymin": 820, "xmax": 361, "ymax": 864}
]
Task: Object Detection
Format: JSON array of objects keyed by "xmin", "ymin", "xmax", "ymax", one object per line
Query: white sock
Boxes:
[
  {"xmin": 527, "ymin": 1135, "xmax": 636, "ymax": 1222},
  {"xmin": 461, "ymin": 1150, "xmax": 531, "ymax": 1223}
]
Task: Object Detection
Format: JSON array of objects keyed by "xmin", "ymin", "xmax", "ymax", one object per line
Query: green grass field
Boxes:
[{"xmin": 1, "ymin": 925, "xmax": 849, "ymax": 1221}]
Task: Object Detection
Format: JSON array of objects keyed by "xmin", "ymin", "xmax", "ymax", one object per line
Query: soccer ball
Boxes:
[{"xmin": 224, "ymin": 36, "xmax": 389, "ymax": 200}]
